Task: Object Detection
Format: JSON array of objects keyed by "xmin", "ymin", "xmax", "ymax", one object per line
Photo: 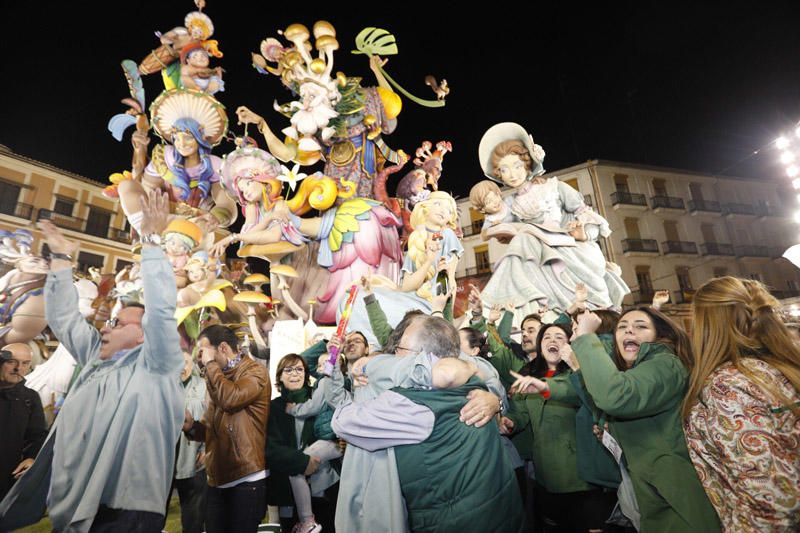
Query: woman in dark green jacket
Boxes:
[
  {"xmin": 562, "ymin": 306, "xmax": 720, "ymax": 532},
  {"xmin": 507, "ymin": 323, "xmax": 615, "ymax": 532}
]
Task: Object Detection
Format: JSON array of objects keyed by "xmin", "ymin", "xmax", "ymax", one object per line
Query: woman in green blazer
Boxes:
[
  {"xmin": 515, "ymin": 306, "xmax": 720, "ymax": 532},
  {"xmin": 507, "ymin": 323, "xmax": 615, "ymax": 531}
]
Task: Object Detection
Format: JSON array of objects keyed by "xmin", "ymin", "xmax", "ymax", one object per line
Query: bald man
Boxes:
[{"xmin": 0, "ymin": 344, "xmax": 46, "ymax": 500}]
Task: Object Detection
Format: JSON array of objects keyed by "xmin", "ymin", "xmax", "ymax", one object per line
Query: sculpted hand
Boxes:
[{"xmin": 235, "ymin": 106, "xmax": 264, "ymax": 126}]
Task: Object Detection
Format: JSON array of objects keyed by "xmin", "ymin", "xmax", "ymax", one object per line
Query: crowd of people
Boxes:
[{"xmin": 0, "ymin": 189, "xmax": 798, "ymax": 533}]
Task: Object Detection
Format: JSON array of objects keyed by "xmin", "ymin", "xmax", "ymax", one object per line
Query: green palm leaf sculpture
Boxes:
[{"xmin": 352, "ymin": 27, "xmax": 445, "ymax": 108}]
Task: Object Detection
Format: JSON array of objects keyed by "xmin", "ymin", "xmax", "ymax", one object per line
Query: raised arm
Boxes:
[
  {"xmin": 40, "ymin": 220, "xmax": 101, "ymax": 366},
  {"xmin": 139, "ymin": 190, "xmax": 183, "ymax": 375}
]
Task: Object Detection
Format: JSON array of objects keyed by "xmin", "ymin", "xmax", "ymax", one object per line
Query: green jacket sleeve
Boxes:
[
  {"xmin": 470, "ymin": 316, "xmax": 487, "ymax": 334},
  {"xmin": 497, "ymin": 311, "xmax": 514, "ymax": 343},
  {"xmin": 572, "ymin": 334, "xmax": 687, "ymax": 419},
  {"xmin": 300, "ymin": 340, "xmax": 328, "ymax": 378},
  {"xmin": 505, "ymin": 395, "xmax": 532, "ymax": 434},
  {"xmin": 364, "ymin": 293, "xmax": 393, "ymax": 348},
  {"xmin": 553, "ymin": 312, "xmax": 571, "ymax": 326},
  {"xmin": 486, "ymin": 323, "xmax": 523, "ymax": 390},
  {"xmin": 545, "ymin": 372, "xmax": 581, "ymax": 406}
]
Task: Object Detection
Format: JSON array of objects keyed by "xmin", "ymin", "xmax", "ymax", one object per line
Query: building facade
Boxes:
[
  {"xmin": 454, "ymin": 160, "xmax": 800, "ymax": 316},
  {"xmin": 0, "ymin": 145, "xmax": 134, "ymax": 273}
]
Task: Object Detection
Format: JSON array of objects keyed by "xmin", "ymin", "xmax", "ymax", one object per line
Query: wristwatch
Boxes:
[{"xmin": 141, "ymin": 233, "xmax": 162, "ymax": 246}]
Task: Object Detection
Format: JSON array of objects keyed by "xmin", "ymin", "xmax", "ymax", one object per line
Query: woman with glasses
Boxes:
[{"xmin": 267, "ymin": 354, "xmax": 343, "ymax": 533}]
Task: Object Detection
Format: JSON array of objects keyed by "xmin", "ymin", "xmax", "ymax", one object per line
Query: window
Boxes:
[
  {"xmin": 652, "ymin": 178, "xmax": 667, "ymax": 197},
  {"xmin": 475, "ymin": 246, "xmax": 490, "ymax": 274},
  {"xmin": 713, "ymin": 267, "xmax": 728, "ymax": 278},
  {"xmin": 748, "ymin": 273, "xmax": 762, "ymax": 282},
  {"xmin": 635, "ymin": 266, "xmax": 654, "ymax": 300},
  {"xmin": 115, "ymin": 259, "xmax": 133, "ymax": 272},
  {"xmin": 53, "ymin": 197, "xmax": 75, "ymax": 216},
  {"xmin": 676, "ymin": 266, "xmax": 692, "ymax": 292},
  {"xmin": 624, "ymin": 218, "xmax": 641, "ymax": 240},
  {"xmin": 0, "ymin": 181, "xmax": 21, "ymax": 216},
  {"xmin": 689, "ymin": 182, "xmax": 704, "ymax": 201},
  {"xmin": 788, "ymin": 280, "xmax": 799, "ymax": 292},
  {"xmin": 77, "ymin": 252, "xmax": 104, "ymax": 273},
  {"xmin": 613, "ymin": 174, "xmax": 630, "ymax": 193},
  {"xmin": 85, "ymin": 208, "xmax": 111, "ymax": 239},
  {"xmin": 663, "ymin": 220, "xmax": 680, "ymax": 242},
  {"xmin": 700, "ymin": 224, "xmax": 716, "ymax": 244}
]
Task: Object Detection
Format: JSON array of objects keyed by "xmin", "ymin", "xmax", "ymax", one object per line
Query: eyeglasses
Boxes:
[
  {"xmin": 281, "ymin": 366, "xmax": 305, "ymax": 375},
  {"xmin": 104, "ymin": 317, "xmax": 140, "ymax": 329}
]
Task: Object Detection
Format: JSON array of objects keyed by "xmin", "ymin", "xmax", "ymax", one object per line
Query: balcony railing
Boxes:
[
  {"xmin": 109, "ymin": 228, "xmax": 132, "ymax": 244},
  {"xmin": 611, "ymin": 191, "xmax": 647, "ymax": 207},
  {"xmin": 687, "ymin": 200, "xmax": 721, "ymax": 213},
  {"xmin": 755, "ymin": 205, "xmax": 786, "ymax": 218},
  {"xmin": 36, "ymin": 209, "xmax": 86, "ymax": 232},
  {"xmin": 699, "ymin": 242, "xmax": 735, "ymax": 256},
  {"xmin": 0, "ymin": 203, "xmax": 35, "ymax": 220},
  {"xmin": 621, "ymin": 238, "xmax": 659, "ymax": 253},
  {"xmin": 460, "ymin": 221, "xmax": 483, "ymax": 238},
  {"xmin": 722, "ymin": 203, "xmax": 755, "ymax": 216},
  {"xmin": 458, "ymin": 265, "xmax": 494, "ymax": 279},
  {"xmin": 651, "ymin": 196, "xmax": 685, "ymax": 210},
  {"xmin": 734, "ymin": 245, "xmax": 771, "ymax": 258},
  {"xmin": 661, "ymin": 241, "xmax": 698, "ymax": 254}
]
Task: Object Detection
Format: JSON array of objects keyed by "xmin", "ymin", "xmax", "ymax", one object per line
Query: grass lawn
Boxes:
[{"xmin": 16, "ymin": 496, "xmax": 183, "ymax": 532}]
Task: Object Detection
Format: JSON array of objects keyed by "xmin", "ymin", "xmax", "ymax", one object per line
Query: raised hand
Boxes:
[
  {"xmin": 488, "ymin": 304, "xmax": 502, "ymax": 324},
  {"xmin": 140, "ymin": 189, "xmax": 170, "ymax": 237},
  {"xmin": 36, "ymin": 219, "xmax": 78, "ymax": 256},
  {"xmin": 509, "ymin": 370, "xmax": 549, "ymax": 395},
  {"xmin": 651, "ymin": 289, "xmax": 670, "ymax": 310},
  {"xmin": 574, "ymin": 311, "xmax": 602, "ymax": 338}
]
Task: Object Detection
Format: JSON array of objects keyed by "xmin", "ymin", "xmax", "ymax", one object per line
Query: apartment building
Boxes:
[
  {"xmin": 0, "ymin": 145, "xmax": 134, "ymax": 273},
  {"xmin": 454, "ymin": 159, "xmax": 800, "ymax": 316}
]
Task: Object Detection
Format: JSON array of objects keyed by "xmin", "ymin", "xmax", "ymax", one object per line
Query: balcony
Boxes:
[
  {"xmin": 699, "ymin": 242, "xmax": 735, "ymax": 256},
  {"xmin": 734, "ymin": 245, "xmax": 771, "ymax": 259},
  {"xmin": 621, "ymin": 238, "xmax": 659, "ymax": 255},
  {"xmin": 611, "ymin": 191, "xmax": 648, "ymax": 211},
  {"xmin": 0, "ymin": 203, "xmax": 35, "ymax": 220},
  {"xmin": 650, "ymin": 195, "xmax": 686, "ymax": 212},
  {"xmin": 460, "ymin": 221, "xmax": 483, "ymax": 238},
  {"xmin": 755, "ymin": 205, "xmax": 787, "ymax": 219},
  {"xmin": 722, "ymin": 203, "xmax": 756, "ymax": 218},
  {"xmin": 687, "ymin": 200, "xmax": 721, "ymax": 215},
  {"xmin": 457, "ymin": 265, "xmax": 494, "ymax": 279},
  {"xmin": 661, "ymin": 241, "xmax": 698, "ymax": 255},
  {"xmin": 36, "ymin": 209, "xmax": 86, "ymax": 232},
  {"xmin": 109, "ymin": 228, "xmax": 132, "ymax": 244}
]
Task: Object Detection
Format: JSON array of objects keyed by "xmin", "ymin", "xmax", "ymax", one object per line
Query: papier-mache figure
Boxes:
[
  {"xmin": 180, "ymin": 42, "xmax": 224, "ymax": 95},
  {"xmin": 0, "ymin": 230, "xmax": 49, "ymax": 345},
  {"xmin": 163, "ymin": 218, "xmax": 203, "ymax": 286},
  {"xmin": 475, "ymin": 122, "xmax": 629, "ymax": 316}
]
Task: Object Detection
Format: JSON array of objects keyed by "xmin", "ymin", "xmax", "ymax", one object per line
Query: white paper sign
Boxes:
[{"xmin": 602, "ymin": 430, "xmax": 624, "ymax": 464}]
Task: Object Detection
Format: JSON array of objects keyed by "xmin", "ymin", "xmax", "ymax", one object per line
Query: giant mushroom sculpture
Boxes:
[
  {"xmin": 269, "ymin": 264, "xmax": 308, "ymax": 321},
  {"xmin": 233, "ymin": 291, "xmax": 272, "ymax": 360}
]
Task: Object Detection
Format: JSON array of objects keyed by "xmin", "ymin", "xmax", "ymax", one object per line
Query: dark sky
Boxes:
[{"xmin": 3, "ymin": 1, "xmax": 800, "ymax": 201}]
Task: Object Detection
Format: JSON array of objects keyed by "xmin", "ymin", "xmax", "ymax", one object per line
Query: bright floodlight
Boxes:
[
  {"xmin": 788, "ymin": 165, "xmax": 800, "ymax": 177},
  {"xmin": 781, "ymin": 151, "xmax": 796, "ymax": 165},
  {"xmin": 777, "ymin": 136, "xmax": 791, "ymax": 149},
  {"xmin": 795, "ymin": 211, "xmax": 800, "ymax": 224},
  {"xmin": 784, "ymin": 243, "xmax": 800, "ymax": 269},
  {"xmin": 795, "ymin": 126, "xmax": 800, "ymax": 138}
]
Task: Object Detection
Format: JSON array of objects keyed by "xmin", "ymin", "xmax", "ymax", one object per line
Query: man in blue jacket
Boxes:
[{"xmin": 0, "ymin": 190, "xmax": 185, "ymax": 532}]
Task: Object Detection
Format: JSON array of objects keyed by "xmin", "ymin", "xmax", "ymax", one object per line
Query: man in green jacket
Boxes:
[{"xmin": 332, "ymin": 315, "xmax": 523, "ymax": 533}]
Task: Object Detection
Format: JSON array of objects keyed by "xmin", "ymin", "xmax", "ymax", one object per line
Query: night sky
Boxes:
[{"xmin": 3, "ymin": 1, "xmax": 800, "ymax": 202}]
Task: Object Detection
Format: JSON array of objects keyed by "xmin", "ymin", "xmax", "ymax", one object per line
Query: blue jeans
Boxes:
[{"xmin": 205, "ymin": 479, "xmax": 267, "ymax": 533}]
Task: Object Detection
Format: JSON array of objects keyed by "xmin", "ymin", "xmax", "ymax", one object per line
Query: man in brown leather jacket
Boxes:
[{"xmin": 184, "ymin": 325, "xmax": 270, "ymax": 533}]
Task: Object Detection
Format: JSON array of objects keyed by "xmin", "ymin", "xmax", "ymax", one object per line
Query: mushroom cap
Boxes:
[
  {"xmin": 270, "ymin": 264, "xmax": 299, "ymax": 278},
  {"xmin": 315, "ymin": 35, "xmax": 339, "ymax": 52},
  {"xmin": 237, "ymin": 241, "xmax": 304, "ymax": 263},
  {"xmin": 284, "ymin": 24, "xmax": 310, "ymax": 42},
  {"xmin": 309, "ymin": 58, "xmax": 326, "ymax": 75},
  {"xmin": 244, "ymin": 273, "xmax": 270, "ymax": 285},
  {"xmin": 313, "ymin": 21, "xmax": 336, "ymax": 38},
  {"xmin": 234, "ymin": 291, "xmax": 272, "ymax": 304}
]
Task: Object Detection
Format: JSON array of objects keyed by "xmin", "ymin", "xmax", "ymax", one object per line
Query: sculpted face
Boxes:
[
  {"xmin": 239, "ymin": 178, "xmax": 264, "ymax": 204},
  {"xmin": 424, "ymin": 197, "xmax": 453, "ymax": 230},
  {"xmin": 173, "ymin": 131, "xmax": 199, "ymax": 158},
  {"xmin": 482, "ymin": 191, "xmax": 503, "ymax": 215},
  {"xmin": 496, "ymin": 154, "xmax": 529, "ymax": 189}
]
